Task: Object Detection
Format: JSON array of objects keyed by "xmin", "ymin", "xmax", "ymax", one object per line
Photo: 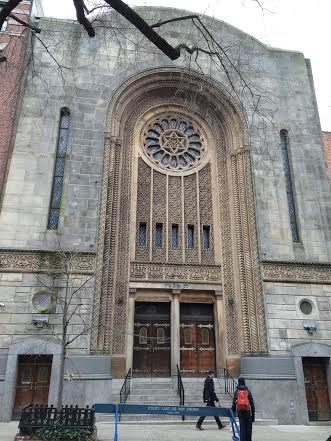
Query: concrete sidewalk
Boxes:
[{"xmin": 1, "ymin": 421, "xmax": 330, "ymax": 441}]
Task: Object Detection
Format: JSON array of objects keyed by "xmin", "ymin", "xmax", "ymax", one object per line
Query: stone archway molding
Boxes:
[
  {"xmin": 90, "ymin": 67, "xmax": 268, "ymax": 374},
  {"xmin": 0, "ymin": 338, "xmax": 61, "ymax": 422}
]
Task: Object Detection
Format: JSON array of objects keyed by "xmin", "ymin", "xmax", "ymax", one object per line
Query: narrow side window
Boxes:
[
  {"xmin": 171, "ymin": 224, "xmax": 179, "ymax": 248},
  {"xmin": 280, "ymin": 130, "xmax": 299, "ymax": 242},
  {"xmin": 187, "ymin": 224, "xmax": 194, "ymax": 249},
  {"xmin": 138, "ymin": 222, "xmax": 147, "ymax": 247},
  {"xmin": 202, "ymin": 225, "xmax": 210, "ymax": 249},
  {"xmin": 155, "ymin": 223, "xmax": 163, "ymax": 248},
  {"xmin": 47, "ymin": 108, "xmax": 70, "ymax": 229}
]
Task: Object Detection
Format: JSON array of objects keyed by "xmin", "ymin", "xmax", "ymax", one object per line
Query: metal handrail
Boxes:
[
  {"xmin": 119, "ymin": 368, "xmax": 132, "ymax": 421},
  {"xmin": 223, "ymin": 367, "xmax": 237, "ymax": 398},
  {"xmin": 176, "ymin": 364, "xmax": 185, "ymax": 421}
]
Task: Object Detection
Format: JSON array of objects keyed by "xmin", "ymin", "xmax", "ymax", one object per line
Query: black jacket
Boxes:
[
  {"xmin": 203, "ymin": 375, "xmax": 218, "ymax": 402},
  {"xmin": 231, "ymin": 385, "xmax": 255, "ymax": 421}
]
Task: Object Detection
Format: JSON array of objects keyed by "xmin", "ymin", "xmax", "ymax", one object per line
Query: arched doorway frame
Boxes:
[{"xmin": 90, "ymin": 68, "xmax": 268, "ymax": 375}]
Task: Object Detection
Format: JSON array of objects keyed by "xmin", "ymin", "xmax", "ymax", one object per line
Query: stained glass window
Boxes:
[
  {"xmin": 280, "ymin": 130, "xmax": 299, "ymax": 242},
  {"xmin": 47, "ymin": 108, "xmax": 70, "ymax": 229},
  {"xmin": 155, "ymin": 223, "xmax": 163, "ymax": 248},
  {"xmin": 187, "ymin": 225, "xmax": 194, "ymax": 249},
  {"xmin": 139, "ymin": 222, "xmax": 147, "ymax": 247},
  {"xmin": 171, "ymin": 224, "xmax": 179, "ymax": 248},
  {"xmin": 203, "ymin": 225, "xmax": 210, "ymax": 249}
]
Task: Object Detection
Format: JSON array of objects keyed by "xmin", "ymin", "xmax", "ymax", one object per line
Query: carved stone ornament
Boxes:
[
  {"xmin": 142, "ymin": 114, "xmax": 207, "ymax": 173},
  {"xmin": 0, "ymin": 250, "xmax": 95, "ymax": 274},
  {"xmin": 262, "ymin": 261, "xmax": 331, "ymax": 284},
  {"xmin": 130, "ymin": 262, "xmax": 222, "ymax": 282}
]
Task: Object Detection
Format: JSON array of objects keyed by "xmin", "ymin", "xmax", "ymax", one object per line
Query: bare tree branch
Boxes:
[
  {"xmin": 0, "ymin": 0, "xmax": 21, "ymax": 30},
  {"xmin": 9, "ymin": 13, "xmax": 41, "ymax": 33}
]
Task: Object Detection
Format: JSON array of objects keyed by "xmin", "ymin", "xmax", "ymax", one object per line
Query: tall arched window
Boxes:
[
  {"xmin": 280, "ymin": 130, "xmax": 299, "ymax": 242},
  {"xmin": 47, "ymin": 108, "xmax": 70, "ymax": 229}
]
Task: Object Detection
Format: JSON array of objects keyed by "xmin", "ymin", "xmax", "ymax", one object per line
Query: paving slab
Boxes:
[{"xmin": 1, "ymin": 421, "xmax": 330, "ymax": 441}]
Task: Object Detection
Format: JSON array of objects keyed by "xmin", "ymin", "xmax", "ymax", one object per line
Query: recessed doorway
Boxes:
[
  {"xmin": 180, "ymin": 303, "xmax": 216, "ymax": 376},
  {"xmin": 303, "ymin": 357, "xmax": 331, "ymax": 421},
  {"xmin": 13, "ymin": 355, "xmax": 52, "ymax": 419},
  {"xmin": 133, "ymin": 302, "xmax": 171, "ymax": 377}
]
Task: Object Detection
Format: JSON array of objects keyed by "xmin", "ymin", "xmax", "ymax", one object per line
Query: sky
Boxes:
[{"xmin": 42, "ymin": 0, "xmax": 331, "ymax": 131}]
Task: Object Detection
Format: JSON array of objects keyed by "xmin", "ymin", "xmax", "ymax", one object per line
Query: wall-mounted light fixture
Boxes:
[{"xmin": 303, "ymin": 319, "xmax": 317, "ymax": 335}]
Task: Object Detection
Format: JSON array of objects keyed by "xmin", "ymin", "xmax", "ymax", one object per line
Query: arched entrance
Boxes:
[{"xmin": 91, "ymin": 68, "xmax": 268, "ymax": 377}]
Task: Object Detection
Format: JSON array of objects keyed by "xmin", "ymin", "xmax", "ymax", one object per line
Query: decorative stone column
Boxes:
[
  {"xmin": 171, "ymin": 290, "xmax": 180, "ymax": 379},
  {"xmin": 214, "ymin": 290, "xmax": 225, "ymax": 376},
  {"xmin": 126, "ymin": 289, "xmax": 136, "ymax": 372}
]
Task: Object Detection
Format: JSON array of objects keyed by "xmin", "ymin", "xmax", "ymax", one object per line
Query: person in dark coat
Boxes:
[
  {"xmin": 232, "ymin": 377, "xmax": 255, "ymax": 441},
  {"xmin": 196, "ymin": 370, "xmax": 225, "ymax": 430}
]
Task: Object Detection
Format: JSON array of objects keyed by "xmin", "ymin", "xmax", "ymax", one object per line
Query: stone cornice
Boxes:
[
  {"xmin": 0, "ymin": 249, "xmax": 96, "ymax": 274},
  {"xmin": 261, "ymin": 260, "xmax": 331, "ymax": 284}
]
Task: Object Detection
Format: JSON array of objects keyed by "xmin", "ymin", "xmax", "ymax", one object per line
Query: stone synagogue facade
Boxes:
[{"xmin": 0, "ymin": 7, "xmax": 330, "ymax": 424}]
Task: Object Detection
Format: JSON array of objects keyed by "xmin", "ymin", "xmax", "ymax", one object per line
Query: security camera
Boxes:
[{"xmin": 303, "ymin": 320, "xmax": 317, "ymax": 335}]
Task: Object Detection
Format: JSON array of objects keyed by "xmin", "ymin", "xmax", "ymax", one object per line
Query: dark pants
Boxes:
[
  {"xmin": 238, "ymin": 413, "xmax": 252, "ymax": 441},
  {"xmin": 196, "ymin": 400, "xmax": 224, "ymax": 428}
]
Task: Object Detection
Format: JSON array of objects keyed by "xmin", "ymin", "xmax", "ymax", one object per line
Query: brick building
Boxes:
[
  {"xmin": 0, "ymin": 7, "xmax": 330, "ymax": 425},
  {"xmin": 0, "ymin": 0, "xmax": 43, "ymax": 204}
]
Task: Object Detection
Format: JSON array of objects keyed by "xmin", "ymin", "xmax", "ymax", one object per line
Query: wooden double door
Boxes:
[
  {"xmin": 133, "ymin": 302, "xmax": 171, "ymax": 376},
  {"xmin": 303, "ymin": 357, "xmax": 331, "ymax": 421},
  {"xmin": 13, "ymin": 355, "xmax": 52, "ymax": 419},
  {"xmin": 180, "ymin": 303, "xmax": 216, "ymax": 376}
]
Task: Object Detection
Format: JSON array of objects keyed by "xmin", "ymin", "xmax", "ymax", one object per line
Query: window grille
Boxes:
[
  {"xmin": 157, "ymin": 327, "xmax": 165, "ymax": 344},
  {"xmin": 280, "ymin": 130, "xmax": 299, "ymax": 242},
  {"xmin": 138, "ymin": 222, "xmax": 147, "ymax": 247},
  {"xmin": 139, "ymin": 327, "xmax": 147, "ymax": 345},
  {"xmin": 202, "ymin": 225, "xmax": 210, "ymax": 249},
  {"xmin": 201, "ymin": 328, "xmax": 209, "ymax": 345},
  {"xmin": 187, "ymin": 225, "xmax": 194, "ymax": 249},
  {"xmin": 184, "ymin": 328, "xmax": 192, "ymax": 345},
  {"xmin": 47, "ymin": 108, "xmax": 70, "ymax": 229},
  {"xmin": 155, "ymin": 223, "xmax": 163, "ymax": 248},
  {"xmin": 171, "ymin": 224, "xmax": 179, "ymax": 248}
]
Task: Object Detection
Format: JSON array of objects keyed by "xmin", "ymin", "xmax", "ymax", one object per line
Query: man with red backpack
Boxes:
[{"xmin": 232, "ymin": 377, "xmax": 255, "ymax": 441}]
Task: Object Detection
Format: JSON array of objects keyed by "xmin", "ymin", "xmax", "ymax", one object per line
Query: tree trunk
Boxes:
[{"xmin": 56, "ymin": 344, "xmax": 66, "ymax": 411}]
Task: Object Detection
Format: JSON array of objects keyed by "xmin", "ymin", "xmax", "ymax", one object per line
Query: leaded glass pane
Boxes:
[
  {"xmin": 138, "ymin": 223, "xmax": 147, "ymax": 247},
  {"xmin": 50, "ymin": 177, "xmax": 63, "ymax": 209},
  {"xmin": 60, "ymin": 112, "xmax": 70, "ymax": 129},
  {"xmin": 57, "ymin": 128, "xmax": 69, "ymax": 157},
  {"xmin": 155, "ymin": 223, "xmax": 163, "ymax": 248},
  {"xmin": 203, "ymin": 225, "xmax": 210, "ymax": 249},
  {"xmin": 47, "ymin": 209, "xmax": 60, "ymax": 229},
  {"xmin": 280, "ymin": 130, "xmax": 299, "ymax": 242},
  {"xmin": 171, "ymin": 224, "xmax": 178, "ymax": 248},
  {"xmin": 54, "ymin": 157, "xmax": 65, "ymax": 177},
  {"xmin": 187, "ymin": 225, "xmax": 194, "ymax": 249}
]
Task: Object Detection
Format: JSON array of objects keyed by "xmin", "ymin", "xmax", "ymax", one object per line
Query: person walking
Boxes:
[
  {"xmin": 196, "ymin": 370, "xmax": 225, "ymax": 430},
  {"xmin": 232, "ymin": 377, "xmax": 255, "ymax": 441}
]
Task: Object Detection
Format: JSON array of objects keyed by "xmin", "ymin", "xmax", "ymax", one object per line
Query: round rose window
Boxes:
[{"xmin": 143, "ymin": 115, "xmax": 205, "ymax": 171}]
